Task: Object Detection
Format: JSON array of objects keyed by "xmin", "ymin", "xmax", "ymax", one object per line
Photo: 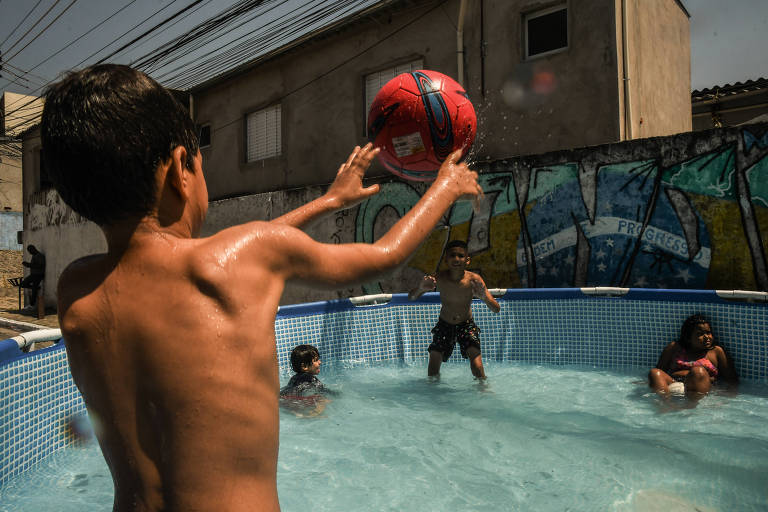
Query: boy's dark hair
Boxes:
[
  {"xmin": 40, "ymin": 64, "xmax": 199, "ymax": 226},
  {"xmin": 678, "ymin": 314, "xmax": 711, "ymax": 349},
  {"xmin": 290, "ymin": 344, "xmax": 320, "ymax": 373},
  {"xmin": 444, "ymin": 239, "xmax": 468, "ymax": 253}
]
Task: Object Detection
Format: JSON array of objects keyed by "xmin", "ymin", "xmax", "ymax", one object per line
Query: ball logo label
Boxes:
[
  {"xmin": 412, "ymin": 71, "xmax": 453, "ymax": 160},
  {"xmin": 392, "ymin": 132, "xmax": 426, "ymax": 157}
]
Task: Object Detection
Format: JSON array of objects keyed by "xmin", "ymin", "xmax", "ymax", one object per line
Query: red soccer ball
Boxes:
[{"xmin": 367, "ymin": 70, "xmax": 477, "ymax": 182}]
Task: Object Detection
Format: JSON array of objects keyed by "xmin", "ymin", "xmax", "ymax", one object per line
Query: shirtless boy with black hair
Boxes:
[
  {"xmin": 409, "ymin": 240, "xmax": 500, "ymax": 379},
  {"xmin": 41, "ymin": 64, "xmax": 481, "ymax": 511}
]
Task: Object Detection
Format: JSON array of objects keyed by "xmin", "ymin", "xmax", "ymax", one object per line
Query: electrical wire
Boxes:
[
  {"xmin": 1, "ymin": 0, "xmax": 194, "ymax": 120},
  {"xmin": 94, "ymin": 0, "xmax": 205, "ymax": 65},
  {"xmin": 2, "ymin": 0, "xmax": 70, "ymax": 59},
  {"xmin": 210, "ymin": 0, "xmax": 444, "ymax": 132},
  {"xmin": 11, "ymin": 0, "xmax": 140, "ymax": 81},
  {"xmin": 152, "ymin": 0, "xmax": 376, "ymax": 89},
  {"xmin": 0, "ymin": 0, "xmax": 46, "ymax": 50}
]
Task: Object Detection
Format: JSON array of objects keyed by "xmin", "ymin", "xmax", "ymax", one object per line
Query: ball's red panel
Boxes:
[{"xmin": 367, "ymin": 70, "xmax": 476, "ymax": 181}]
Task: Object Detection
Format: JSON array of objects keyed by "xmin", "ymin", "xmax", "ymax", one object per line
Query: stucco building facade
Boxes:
[
  {"xmin": 20, "ymin": 0, "xmax": 697, "ymax": 306},
  {"xmin": 192, "ymin": 0, "xmax": 691, "ymax": 200}
]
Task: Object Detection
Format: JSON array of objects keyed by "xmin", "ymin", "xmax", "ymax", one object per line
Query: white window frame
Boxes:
[
  {"xmin": 246, "ymin": 104, "xmax": 281, "ymax": 162},
  {"xmin": 523, "ymin": 4, "xmax": 568, "ymax": 59},
  {"xmin": 364, "ymin": 59, "xmax": 424, "ymax": 131}
]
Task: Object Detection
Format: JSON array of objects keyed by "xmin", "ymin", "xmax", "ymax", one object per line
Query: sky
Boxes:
[{"xmin": 0, "ymin": 0, "xmax": 767, "ymax": 98}]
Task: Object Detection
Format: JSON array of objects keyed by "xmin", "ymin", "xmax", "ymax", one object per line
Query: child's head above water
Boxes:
[
  {"xmin": 290, "ymin": 344, "xmax": 321, "ymax": 374},
  {"xmin": 678, "ymin": 314, "xmax": 713, "ymax": 350},
  {"xmin": 40, "ymin": 64, "xmax": 199, "ymax": 226},
  {"xmin": 443, "ymin": 239, "xmax": 470, "ymax": 268}
]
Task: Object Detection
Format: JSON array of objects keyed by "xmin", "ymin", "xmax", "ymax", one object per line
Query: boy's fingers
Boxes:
[{"xmin": 445, "ymin": 148, "xmax": 463, "ymax": 165}]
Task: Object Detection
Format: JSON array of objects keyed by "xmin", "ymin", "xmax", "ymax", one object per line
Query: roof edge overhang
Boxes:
[{"xmin": 188, "ymin": 0, "xmax": 412, "ymax": 94}]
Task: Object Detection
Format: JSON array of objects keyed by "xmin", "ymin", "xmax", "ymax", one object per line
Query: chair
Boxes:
[
  {"xmin": 7, "ymin": 276, "xmax": 44, "ymax": 316},
  {"xmin": 7, "ymin": 277, "xmax": 23, "ymax": 310}
]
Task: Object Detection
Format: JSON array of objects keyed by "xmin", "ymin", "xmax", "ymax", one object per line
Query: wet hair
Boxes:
[
  {"xmin": 678, "ymin": 314, "xmax": 711, "ymax": 349},
  {"xmin": 290, "ymin": 344, "xmax": 320, "ymax": 373},
  {"xmin": 444, "ymin": 239, "xmax": 468, "ymax": 253},
  {"xmin": 41, "ymin": 64, "xmax": 199, "ymax": 226}
]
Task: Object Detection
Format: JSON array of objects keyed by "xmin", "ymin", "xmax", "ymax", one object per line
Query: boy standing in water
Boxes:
[
  {"xmin": 408, "ymin": 240, "xmax": 500, "ymax": 379},
  {"xmin": 42, "ymin": 64, "xmax": 481, "ymax": 512}
]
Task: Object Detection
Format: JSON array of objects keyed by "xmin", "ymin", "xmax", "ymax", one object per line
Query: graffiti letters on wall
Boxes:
[{"xmin": 355, "ymin": 124, "xmax": 768, "ymax": 294}]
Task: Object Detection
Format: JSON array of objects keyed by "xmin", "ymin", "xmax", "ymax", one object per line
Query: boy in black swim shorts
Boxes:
[{"xmin": 408, "ymin": 240, "xmax": 500, "ymax": 379}]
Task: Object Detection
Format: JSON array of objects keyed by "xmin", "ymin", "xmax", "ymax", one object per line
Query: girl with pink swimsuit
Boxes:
[{"xmin": 648, "ymin": 314, "xmax": 738, "ymax": 397}]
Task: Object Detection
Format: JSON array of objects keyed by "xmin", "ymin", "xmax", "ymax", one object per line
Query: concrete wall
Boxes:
[
  {"xmin": 21, "ymin": 127, "xmax": 107, "ymax": 306},
  {"xmin": 20, "ymin": 123, "xmax": 768, "ymax": 306},
  {"xmin": 0, "ymin": 212, "xmax": 22, "ymax": 250},
  {"xmin": 202, "ymin": 122, "xmax": 768, "ymax": 304}
]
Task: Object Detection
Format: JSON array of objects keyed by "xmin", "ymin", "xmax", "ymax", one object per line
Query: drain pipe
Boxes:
[
  {"xmin": 621, "ymin": 0, "xmax": 633, "ymax": 139},
  {"xmin": 457, "ymin": 0, "xmax": 468, "ymax": 86}
]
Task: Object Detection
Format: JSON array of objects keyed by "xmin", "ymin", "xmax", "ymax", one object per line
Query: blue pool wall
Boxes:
[{"xmin": 1, "ymin": 288, "xmax": 767, "ymax": 486}]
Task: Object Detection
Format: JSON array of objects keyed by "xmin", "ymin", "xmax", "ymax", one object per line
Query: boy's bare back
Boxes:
[{"xmin": 46, "ymin": 65, "xmax": 481, "ymax": 512}]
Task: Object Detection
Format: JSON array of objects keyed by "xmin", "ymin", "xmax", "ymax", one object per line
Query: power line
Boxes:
[
  {"xmin": 152, "ymin": 0, "xmax": 374, "ymax": 89},
  {"xmin": 0, "ymin": 0, "xmax": 193, "ymax": 120},
  {"xmin": 0, "ymin": 0, "xmax": 210, "ymax": 121},
  {"xmin": 0, "ymin": 0, "xmax": 45, "ymax": 49},
  {"xmin": 2, "ymin": 0, "xmax": 79, "ymax": 70},
  {"xmin": 211, "ymin": 0, "xmax": 445, "ymax": 132},
  {"xmin": 131, "ymin": 0, "xmax": 273, "ymax": 71},
  {"xmin": 2, "ymin": 0, "xmax": 65, "ymax": 57},
  {"xmin": 94, "ymin": 0, "xmax": 206, "ymax": 65},
  {"xmin": 7, "ymin": 0, "xmax": 140, "ymax": 84}
]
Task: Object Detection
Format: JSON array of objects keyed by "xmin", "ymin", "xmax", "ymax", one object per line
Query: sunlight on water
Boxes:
[{"xmin": 2, "ymin": 362, "xmax": 767, "ymax": 511}]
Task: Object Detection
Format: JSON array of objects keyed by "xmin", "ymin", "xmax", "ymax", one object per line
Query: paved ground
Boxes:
[{"xmin": 0, "ymin": 289, "xmax": 60, "ymax": 339}]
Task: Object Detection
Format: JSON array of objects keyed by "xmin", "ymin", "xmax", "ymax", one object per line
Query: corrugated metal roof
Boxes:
[{"xmin": 692, "ymin": 78, "xmax": 768, "ymax": 102}]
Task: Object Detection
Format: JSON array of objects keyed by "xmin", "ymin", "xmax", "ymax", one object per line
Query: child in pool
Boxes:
[
  {"xmin": 280, "ymin": 344, "xmax": 334, "ymax": 416},
  {"xmin": 408, "ymin": 240, "xmax": 500, "ymax": 379},
  {"xmin": 648, "ymin": 314, "xmax": 738, "ymax": 396},
  {"xmin": 42, "ymin": 64, "xmax": 481, "ymax": 512}
]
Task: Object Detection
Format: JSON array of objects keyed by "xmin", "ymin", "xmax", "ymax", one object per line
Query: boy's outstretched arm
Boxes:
[
  {"xmin": 273, "ymin": 149, "xmax": 482, "ymax": 288},
  {"xmin": 408, "ymin": 274, "xmax": 436, "ymax": 300},
  {"xmin": 271, "ymin": 144, "xmax": 380, "ymax": 229},
  {"xmin": 471, "ymin": 275, "xmax": 500, "ymax": 313}
]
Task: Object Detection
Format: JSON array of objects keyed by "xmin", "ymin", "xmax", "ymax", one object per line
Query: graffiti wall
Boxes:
[
  {"xmin": 355, "ymin": 123, "xmax": 768, "ymax": 295},
  {"xmin": 36, "ymin": 123, "xmax": 767, "ymax": 306}
]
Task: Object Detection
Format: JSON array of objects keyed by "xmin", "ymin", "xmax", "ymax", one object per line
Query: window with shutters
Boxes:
[
  {"xmin": 245, "ymin": 104, "xmax": 281, "ymax": 162},
  {"xmin": 363, "ymin": 59, "xmax": 423, "ymax": 133}
]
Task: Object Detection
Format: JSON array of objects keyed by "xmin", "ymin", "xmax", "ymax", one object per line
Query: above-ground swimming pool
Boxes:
[{"xmin": 1, "ymin": 288, "xmax": 767, "ymax": 511}]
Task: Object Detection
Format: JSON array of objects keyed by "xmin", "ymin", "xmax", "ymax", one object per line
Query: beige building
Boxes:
[
  {"xmin": 1, "ymin": 92, "xmax": 42, "ymax": 212},
  {"xmin": 192, "ymin": 0, "xmax": 692, "ymax": 200}
]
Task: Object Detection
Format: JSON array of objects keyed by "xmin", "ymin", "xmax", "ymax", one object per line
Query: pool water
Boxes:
[{"xmin": 2, "ymin": 362, "xmax": 767, "ymax": 511}]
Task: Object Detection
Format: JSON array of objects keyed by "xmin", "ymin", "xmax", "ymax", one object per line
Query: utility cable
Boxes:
[
  {"xmin": 94, "ymin": 0, "xmax": 205, "ymax": 65},
  {"xmin": 211, "ymin": 0, "xmax": 445, "ymax": 133},
  {"xmin": 14, "ymin": 0, "xmax": 140, "ymax": 80},
  {"xmin": 0, "ymin": 0, "xmax": 45, "ymax": 49},
  {"xmin": 2, "ymin": 0, "xmax": 67, "ymax": 58}
]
